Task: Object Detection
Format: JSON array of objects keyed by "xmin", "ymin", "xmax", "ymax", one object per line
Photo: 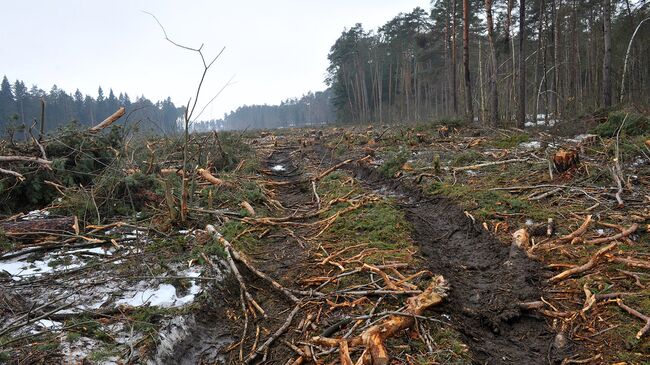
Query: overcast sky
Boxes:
[{"xmin": 0, "ymin": 0, "xmax": 430, "ymax": 120}]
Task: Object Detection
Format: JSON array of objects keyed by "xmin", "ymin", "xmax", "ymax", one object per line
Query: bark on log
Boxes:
[{"xmin": 0, "ymin": 217, "xmax": 78, "ymax": 236}]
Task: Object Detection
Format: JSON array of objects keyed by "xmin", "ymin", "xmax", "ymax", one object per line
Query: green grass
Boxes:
[
  {"xmin": 593, "ymin": 111, "xmax": 650, "ymax": 137},
  {"xmin": 450, "ymin": 150, "xmax": 483, "ymax": 167},
  {"xmin": 65, "ymin": 317, "xmax": 114, "ymax": 343},
  {"xmin": 490, "ymin": 133, "xmax": 530, "ymax": 148},
  {"xmin": 413, "ymin": 326, "xmax": 472, "ymax": 365},
  {"xmin": 325, "ymin": 200, "xmax": 411, "ymax": 250},
  {"xmin": 425, "ymin": 181, "xmax": 548, "ymax": 221},
  {"xmin": 379, "ymin": 148, "xmax": 410, "ymax": 177}
]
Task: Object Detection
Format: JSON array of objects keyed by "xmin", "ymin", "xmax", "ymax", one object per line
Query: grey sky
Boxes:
[{"xmin": 1, "ymin": 0, "xmax": 430, "ymax": 120}]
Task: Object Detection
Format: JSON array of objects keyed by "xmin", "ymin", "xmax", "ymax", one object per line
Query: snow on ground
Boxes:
[
  {"xmin": 272, "ymin": 164, "xmax": 286, "ymax": 171},
  {"xmin": 114, "ymin": 266, "xmax": 204, "ymax": 308},
  {"xmin": 0, "ymin": 253, "xmax": 84, "ymax": 281},
  {"xmin": 22, "ymin": 209, "xmax": 51, "ymax": 220}
]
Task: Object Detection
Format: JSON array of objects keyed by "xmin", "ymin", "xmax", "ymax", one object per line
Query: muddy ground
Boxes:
[{"xmin": 1, "ymin": 122, "xmax": 648, "ymax": 364}]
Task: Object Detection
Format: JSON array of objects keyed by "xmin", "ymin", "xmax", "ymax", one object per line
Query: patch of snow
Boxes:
[
  {"xmin": 67, "ymin": 247, "xmax": 112, "ymax": 256},
  {"xmin": 271, "ymin": 164, "xmax": 286, "ymax": 172},
  {"xmin": 519, "ymin": 141, "xmax": 542, "ymax": 150},
  {"xmin": 524, "ymin": 122, "xmax": 536, "ymax": 128},
  {"xmin": 115, "ymin": 280, "xmax": 201, "ymax": 308},
  {"xmin": 0, "ymin": 254, "xmax": 83, "ymax": 281},
  {"xmin": 525, "ymin": 219, "xmax": 534, "ymax": 226},
  {"xmin": 632, "ymin": 157, "xmax": 648, "ymax": 167},
  {"xmin": 464, "ymin": 170, "xmax": 478, "ymax": 176},
  {"xmin": 60, "ymin": 336, "xmax": 104, "ymax": 364},
  {"xmin": 31, "ymin": 319, "xmax": 62, "ymax": 333},
  {"xmin": 567, "ymin": 133, "xmax": 598, "ymax": 144},
  {"xmin": 23, "ymin": 209, "xmax": 50, "ymax": 220},
  {"xmin": 596, "ymin": 229, "xmax": 605, "ymax": 236}
]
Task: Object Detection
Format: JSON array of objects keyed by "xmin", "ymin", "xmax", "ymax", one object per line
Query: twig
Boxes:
[
  {"xmin": 452, "ymin": 158, "xmax": 530, "ymax": 171},
  {"xmin": 245, "ymin": 303, "xmax": 301, "ymax": 364},
  {"xmin": 548, "ymin": 242, "xmax": 618, "ymax": 282},
  {"xmin": 555, "ymin": 215, "xmax": 592, "ymax": 244},
  {"xmin": 616, "ymin": 299, "xmax": 650, "ymax": 339},
  {"xmin": 584, "ymin": 223, "xmax": 638, "ymax": 245}
]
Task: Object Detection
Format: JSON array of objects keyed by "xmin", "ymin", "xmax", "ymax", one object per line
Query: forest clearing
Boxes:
[
  {"xmin": 1, "ymin": 0, "xmax": 649, "ymax": 364},
  {"xmin": 0, "ymin": 112, "xmax": 648, "ymax": 364}
]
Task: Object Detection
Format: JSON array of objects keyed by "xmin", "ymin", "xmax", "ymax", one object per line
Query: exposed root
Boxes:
[{"xmin": 312, "ymin": 276, "xmax": 448, "ymax": 365}]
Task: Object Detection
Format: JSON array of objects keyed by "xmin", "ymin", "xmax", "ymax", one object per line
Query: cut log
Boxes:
[
  {"xmin": 552, "ymin": 148, "xmax": 580, "ymax": 173},
  {"xmin": 0, "ymin": 216, "xmax": 78, "ymax": 236},
  {"xmin": 197, "ymin": 168, "xmax": 226, "ymax": 186},
  {"xmin": 0, "ymin": 156, "xmax": 52, "ymax": 166}
]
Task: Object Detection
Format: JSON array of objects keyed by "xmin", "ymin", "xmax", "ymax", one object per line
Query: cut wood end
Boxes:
[
  {"xmin": 197, "ymin": 168, "xmax": 226, "ymax": 186},
  {"xmin": 407, "ymin": 275, "xmax": 449, "ymax": 310},
  {"xmin": 512, "ymin": 228, "xmax": 530, "ymax": 248}
]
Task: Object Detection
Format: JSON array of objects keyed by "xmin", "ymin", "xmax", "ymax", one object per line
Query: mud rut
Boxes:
[
  {"xmin": 306, "ymin": 142, "xmax": 573, "ymax": 364},
  {"xmin": 157, "ymin": 140, "xmax": 573, "ymax": 364}
]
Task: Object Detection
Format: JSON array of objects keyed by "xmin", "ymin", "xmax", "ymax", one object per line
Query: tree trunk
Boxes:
[
  {"xmin": 552, "ymin": 0, "xmax": 560, "ymax": 116},
  {"xmin": 518, "ymin": 0, "xmax": 527, "ymax": 127},
  {"xmin": 452, "ymin": 0, "xmax": 459, "ymax": 115},
  {"xmin": 602, "ymin": 0, "xmax": 612, "ymax": 108},
  {"xmin": 485, "ymin": 0, "xmax": 499, "ymax": 125},
  {"xmin": 463, "ymin": 0, "xmax": 474, "ymax": 123}
]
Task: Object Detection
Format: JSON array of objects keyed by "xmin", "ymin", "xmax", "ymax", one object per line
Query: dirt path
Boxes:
[
  {"xmin": 160, "ymin": 138, "xmax": 575, "ymax": 364},
  {"xmin": 308, "ymin": 143, "xmax": 574, "ymax": 364}
]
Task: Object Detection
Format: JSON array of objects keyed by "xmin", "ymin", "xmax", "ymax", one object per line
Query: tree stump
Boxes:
[{"xmin": 553, "ymin": 149, "xmax": 580, "ymax": 173}]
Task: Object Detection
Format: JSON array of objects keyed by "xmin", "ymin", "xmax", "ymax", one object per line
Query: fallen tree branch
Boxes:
[
  {"xmin": 245, "ymin": 303, "xmax": 301, "ymax": 364},
  {"xmin": 452, "ymin": 158, "xmax": 529, "ymax": 172},
  {"xmin": 0, "ymin": 155, "xmax": 52, "ymax": 166},
  {"xmin": 197, "ymin": 168, "xmax": 227, "ymax": 186},
  {"xmin": 549, "ymin": 242, "xmax": 618, "ymax": 283},
  {"xmin": 202, "ymin": 227, "xmax": 265, "ymax": 317},
  {"xmin": 88, "ymin": 107, "xmax": 125, "ymax": 132},
  {"xmin": 0, "ymin": 167, "xmax": 25, "ymax": 180},
  {"xmin": 612, "ymin": 257, "xmax": 650, "ymax": 270}
]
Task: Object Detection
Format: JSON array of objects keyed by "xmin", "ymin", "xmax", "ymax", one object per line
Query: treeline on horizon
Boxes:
[
  {"xmin": 0, "ymin": 75, "xmax": 183, "ymax": 139},
  {"xmin": 192, "ymin": 89, "xmax": 335, "ymax": 132},
  {"xmin": 326, "ymin": 0, "xmax": 650, "ymax": 126}
]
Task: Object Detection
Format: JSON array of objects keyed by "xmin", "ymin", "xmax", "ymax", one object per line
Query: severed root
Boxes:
[
  {"xmin": 312, "ymin": 276, "xmax": 448, "ymax": 365},
  {"xmin": 556, "ymin": 215, "xmax": 592, "ymax": 244},
  {"xmin": 616, "ymin": 299, "xmax": 650, "ymax": 339},
  {"xmin": 549, "ymin": 242, "xmax": 618, "ymax": 283},
  {"xmin": 585, "ymin": 223, "xmax": 638, "ymax": 245}
]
